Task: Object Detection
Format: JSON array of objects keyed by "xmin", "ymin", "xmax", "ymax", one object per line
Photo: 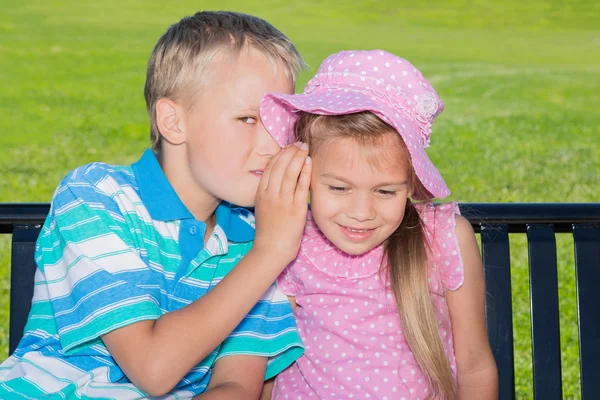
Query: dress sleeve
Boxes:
[
  {"xmin": 36, "ymin": 171, "xmax": 162, "ymax": 353},
  {"xmin": 217, "ymin": 283, "xmax": 304, "ymax": 380},
  {"xmin": 276, "ymin": 259, "xmax": 303, "ymax": 297},
  {"xmin": 276, "ymin": 213, "xmax": 317, "ymax": 296},
  {"xmin": 434, "ymin": 202, "xmax": 465, "ymax": 291}
]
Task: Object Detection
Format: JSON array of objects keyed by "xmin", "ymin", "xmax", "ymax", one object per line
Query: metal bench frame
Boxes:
[{"xmin": 1, "ymin": 203, "xmax": 599, "ymax": 399}]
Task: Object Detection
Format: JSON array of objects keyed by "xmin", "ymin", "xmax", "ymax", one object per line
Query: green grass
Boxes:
[{"xmin": 1, "ymin": 1, "xmax": 598, "ymax": 398}]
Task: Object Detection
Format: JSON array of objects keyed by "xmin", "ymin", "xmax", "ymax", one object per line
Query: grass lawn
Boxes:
[{"xmin": 1, "ymin": 1, "xmax": 599, "ymax": 398}]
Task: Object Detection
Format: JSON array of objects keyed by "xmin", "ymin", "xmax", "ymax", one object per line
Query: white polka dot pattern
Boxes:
[
  {"xmin": 259, "ymin": 49, "xmax": 450, "ymax": 200},
  {"xmin": 274, "ymin": 202, "xmax": 464, "ymax": 399}
]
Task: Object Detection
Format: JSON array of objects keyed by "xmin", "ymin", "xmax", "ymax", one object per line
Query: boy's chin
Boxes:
[{"xmin": 223, "ymin": 194, "xmax": 255, "ymax": 209}]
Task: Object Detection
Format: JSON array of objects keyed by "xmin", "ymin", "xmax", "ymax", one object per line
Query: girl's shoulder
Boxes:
[
  {"xmin": 414, "ymin": 201, "xmax": 460, "ymax": 224},
  {"xmin": 415, "ymin": 202, "xmax": 462, "ymax": 246},
  {"xmin": 415, "ymin": 202, "xmax": 465, "ymax": 293}
]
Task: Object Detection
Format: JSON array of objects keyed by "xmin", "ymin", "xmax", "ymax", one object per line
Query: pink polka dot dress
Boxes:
[{"xmin": 274, "ymin": 202, "xmax": 464, "ymax": 400}]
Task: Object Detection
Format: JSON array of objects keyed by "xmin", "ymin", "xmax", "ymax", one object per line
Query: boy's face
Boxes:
[
  {"xmin": 309, "ymin": 135, "xmax": 412, "ymax": 256},
  {"xmin": 182, "ymin": 47, "xmax": 294, "ymax": 207}
]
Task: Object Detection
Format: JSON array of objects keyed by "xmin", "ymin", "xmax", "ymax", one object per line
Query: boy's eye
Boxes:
[
  {"xmin": 238, "ymin": 116, "xmax": 257, "ymax": 124},
  {"xmin": 329, "ymin": 186, "xmax": 348, "ymax": 193},
  {"xmin": 377, "ymin": 189, "xmax": 396, "ymax": 197}
]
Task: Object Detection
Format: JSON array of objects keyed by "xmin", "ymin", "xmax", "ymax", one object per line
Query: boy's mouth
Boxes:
[{"xmin": 250, "ymin": 170, "xmax": 263, "ymax": 177}]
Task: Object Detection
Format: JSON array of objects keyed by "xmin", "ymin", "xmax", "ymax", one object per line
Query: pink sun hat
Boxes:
[{"xmin": 259, "ymin": 49, "xmax": 449, "ymax": 199}]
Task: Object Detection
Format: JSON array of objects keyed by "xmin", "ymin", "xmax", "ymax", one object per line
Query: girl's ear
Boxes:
[
  {"xmin": 409, "ymin": 172, "xmax": 429, "ymax": 200},
  {"xmin": 407, "ymin": 175, "xmax": 416, "ymax": 199},
  {"xmin": 155, "ymin": 98, "xmax": 186, "ymax": 145}
]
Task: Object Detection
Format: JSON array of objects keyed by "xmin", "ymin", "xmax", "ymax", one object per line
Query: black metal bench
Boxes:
[{"xmin": 1, "ymin": 203, "xmax": 599, "ymax": 399}]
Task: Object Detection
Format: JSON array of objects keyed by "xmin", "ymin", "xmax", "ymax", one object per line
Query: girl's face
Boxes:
[{"xmin": 309, "ymin": 134, "xmax": 412, "ymax": 256}]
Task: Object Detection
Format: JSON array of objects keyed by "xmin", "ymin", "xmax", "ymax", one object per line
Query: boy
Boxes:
[{"xmin": 0, "ymin": 11, "xmax": 312, "ymax": 399}]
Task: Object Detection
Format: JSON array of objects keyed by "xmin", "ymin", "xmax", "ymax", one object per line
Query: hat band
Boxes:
[{"xmin": 304, "ymin": 73, "xmax": 437, "ymax": 148}]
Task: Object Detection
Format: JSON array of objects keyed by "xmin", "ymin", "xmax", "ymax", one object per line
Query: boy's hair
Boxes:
[
  {"xmin": 294, "ymin": 111, "xmax": 457, "ymax": 400},
  {"xmin": 145, "ymin": 11, "xmax": 304, "ymax": 151}
]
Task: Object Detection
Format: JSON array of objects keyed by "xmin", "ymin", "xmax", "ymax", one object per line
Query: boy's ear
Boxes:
[{"xmin": 156, "ymin": 98, "xmax": 186, "ymax": 145}]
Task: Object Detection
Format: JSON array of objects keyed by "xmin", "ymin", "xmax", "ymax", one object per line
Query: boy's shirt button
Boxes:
[{"xmin": 189, "ymin": 225, "xmax": 198, "ymax": 235}]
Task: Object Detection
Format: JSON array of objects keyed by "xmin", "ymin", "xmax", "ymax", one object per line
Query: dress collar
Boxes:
[{"xmin": 300, "ymin": 212, "xmax": 384, "ymax": 279}]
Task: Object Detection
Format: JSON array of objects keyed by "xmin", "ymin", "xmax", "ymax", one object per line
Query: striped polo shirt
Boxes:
[{"xmin": 0, "ymin": 149, "xmax": 303, "ymax": 399}]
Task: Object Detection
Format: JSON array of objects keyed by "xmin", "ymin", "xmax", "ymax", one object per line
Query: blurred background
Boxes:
[{"xmin": 1, "ymin": 1, "xmax": 598, "ymax": 398}]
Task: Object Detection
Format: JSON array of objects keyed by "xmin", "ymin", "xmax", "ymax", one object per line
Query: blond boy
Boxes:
[{"xmin": 0, "ymin": 11, "xmax": 311, "ymax": 399}]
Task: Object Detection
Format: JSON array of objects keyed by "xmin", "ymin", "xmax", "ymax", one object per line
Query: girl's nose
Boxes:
[{"xmin": 347, "ymin": 192, "xmax": 376, "ymax": 222}]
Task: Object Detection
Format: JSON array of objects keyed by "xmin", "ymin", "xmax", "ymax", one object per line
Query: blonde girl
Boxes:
[{"xmin": 260, "ymin": 50, "xmax": 498, "ymax": 399}]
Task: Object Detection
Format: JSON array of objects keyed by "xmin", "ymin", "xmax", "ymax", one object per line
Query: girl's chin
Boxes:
[{"xmin": 332, "ymin": 239, "xmax": 380, "ymax": 256}]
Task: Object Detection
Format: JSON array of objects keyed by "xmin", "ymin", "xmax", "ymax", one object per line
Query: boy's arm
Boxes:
[
  {"xmin": 193, "ymin": 355, "xmax": 267, "ymax": 399},
  {"xmin": 102, "ymin": 145, "xmax": 311, "ymax": 396},
  {"xmin": 446, "ymin": 216, "xmax": 498, "ymax": 400},
  {"xmin": 260, "ymin": 379, "xmax": 274, "ymax": 400},
  {"xmin": 287, "ymin": 296, "xmax": 297, "ymax": 311},
  {"xmin": 258, "ymin": 295, "xmax": 296, "ymax": 400}
]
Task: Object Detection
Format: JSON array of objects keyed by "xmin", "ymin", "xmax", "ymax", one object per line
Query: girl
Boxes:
[{"xmin": 259, "ymin": 50, "xmax": 498, "ymax": 399}]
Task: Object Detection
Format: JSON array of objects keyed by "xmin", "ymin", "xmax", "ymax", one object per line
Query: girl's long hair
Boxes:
[{"xmin": 294, "ymin": 111, "xmax": 456, "ymax": 399}]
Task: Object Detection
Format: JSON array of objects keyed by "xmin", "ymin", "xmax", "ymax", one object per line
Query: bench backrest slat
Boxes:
[
  {"xmin": 9, "ymin": 225, "xmax": 41, "ymax": 356},
  {"xmin": 573, "ymin": 225, "xmax": 600, "ymax": 400},
  {"xmin": 526, "ymin": 224, "xmax": 562, "ymax": 399},
  {"xmin": 480, "ymin": 224, "xmax": 515, "ymax": 400}
]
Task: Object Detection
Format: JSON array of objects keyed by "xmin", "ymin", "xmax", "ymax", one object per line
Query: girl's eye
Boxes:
[
  {"xmin": 377, "ymin": 189, "xmax": 396, "ymax": 197},
  {"xmin": 238, "ymin": 116, "xmax": 257, "ymax": 124},
  {"xmin": 329, "ymin": 186, "xmax": 348, "ymax": 193}
]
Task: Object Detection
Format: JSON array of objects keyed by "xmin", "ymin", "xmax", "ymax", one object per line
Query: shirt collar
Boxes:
[
  {"xmin": 131, "ymin": 149, "xmax": 254, "ymax": 242},
  {"xmin": 131, "ymin": 149, "xmax": 193, "ymax": 221},
  {"xmin": 215, "ymin": 202, "xmax": 256, "ymax": 243}
]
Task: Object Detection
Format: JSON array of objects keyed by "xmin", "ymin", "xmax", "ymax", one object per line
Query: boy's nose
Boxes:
[{"xmin": 256, "ymin": 124, "xmax": 282, "ymax": 156}]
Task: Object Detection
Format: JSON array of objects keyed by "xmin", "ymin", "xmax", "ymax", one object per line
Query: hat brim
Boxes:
[{"xmin": 260, "ymin": 88, "xmax": 450, "ymax": 199}]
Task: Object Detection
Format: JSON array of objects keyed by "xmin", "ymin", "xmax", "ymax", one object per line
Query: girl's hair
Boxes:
[{"xmin": 294, "ymin": 111, "xmax": 456, "ymax": 400}]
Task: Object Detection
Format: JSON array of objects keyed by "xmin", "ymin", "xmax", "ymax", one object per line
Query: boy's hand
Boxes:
[
  {"xmin": 193, "ymin": 355, "xmax": 267, "ymax": 399},
  {"xmin": 253, "ymin": 142, "xmax": 312, "ymax": 264}
]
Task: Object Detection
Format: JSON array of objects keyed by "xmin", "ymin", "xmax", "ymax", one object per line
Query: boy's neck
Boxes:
[{"xmin": 158, "ymin": 151, "xmax": 220, "ymax": 227}]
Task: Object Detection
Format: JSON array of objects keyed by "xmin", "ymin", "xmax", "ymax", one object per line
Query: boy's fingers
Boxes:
[
  {"xmin": 266, "ymin": 145, "xmax": 301, "ymax": 193},
  {"xmin": 258, "ymin": 149, "xmax": 283, "ymax": 194},
  {"xmin": 294, "ymin": 156, "xmax": 312, "ymax": 205},
  {"xmin": 280, "ymin": 147, "xmax": 309, "ymax": 196}
]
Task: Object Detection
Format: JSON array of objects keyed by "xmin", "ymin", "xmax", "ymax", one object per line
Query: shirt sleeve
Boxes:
[
  {"xmin": 216, "ymin": 283, "xmax": 304, "ymax": 380},
  {"xmin": 36, "ymin": 171, "xmax": 162, "ymax": 353}
]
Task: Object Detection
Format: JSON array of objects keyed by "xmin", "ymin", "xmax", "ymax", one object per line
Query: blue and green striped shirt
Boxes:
[{"xmin": 0, "ymin": 150, "xmax": 303, "ymax": 399}]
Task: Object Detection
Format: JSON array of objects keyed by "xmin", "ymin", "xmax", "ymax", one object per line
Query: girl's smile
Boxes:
[{"xmin": 337, "ymin": 224, "xmax": 376, "ymax": 241}]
